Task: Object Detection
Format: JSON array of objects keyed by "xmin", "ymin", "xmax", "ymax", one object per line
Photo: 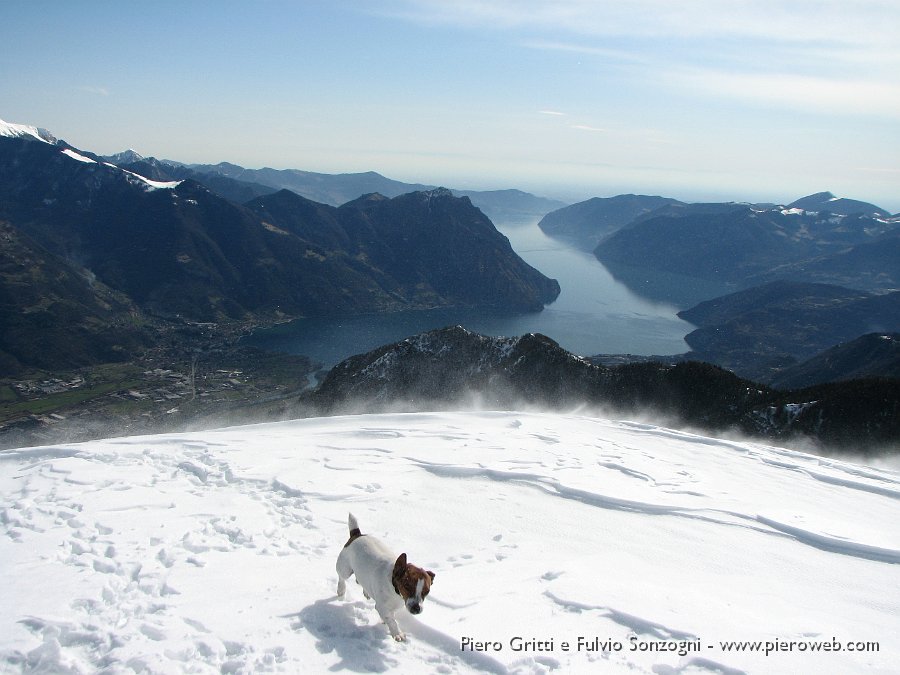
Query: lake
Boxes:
[{"xmin": 245, "ymin": 219, "xmax": 703, "ymax": 368}]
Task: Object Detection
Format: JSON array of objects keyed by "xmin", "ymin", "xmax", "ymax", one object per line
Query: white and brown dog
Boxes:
[{"xmin": 336, "ymin": 513, "xmax": 435, "ymax": 641}]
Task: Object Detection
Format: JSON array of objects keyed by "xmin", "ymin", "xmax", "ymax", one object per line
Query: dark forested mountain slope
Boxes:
[
  {"xmin": 0, "ymin": 220, "xmax": 151, "ymax": 374},
  {"xmin": 304, "ymin": 326, "xmax": 898, "ymax": 451},
  {"xmin": 772, "ymin": 333, "xmax": 900, "ymax": 389},
  {"xmin": 677, "ymin": 281, "xmax": 900, "ymax": 382}
]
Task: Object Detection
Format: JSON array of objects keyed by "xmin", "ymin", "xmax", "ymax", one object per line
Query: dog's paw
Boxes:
[{"xmin": 393, "ymin": 632, "xmax": 407, "ymax": 642}]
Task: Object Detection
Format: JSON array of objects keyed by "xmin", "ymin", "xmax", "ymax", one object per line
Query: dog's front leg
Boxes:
[{"xmin": 379, "ymin": 608, "xmax": 405, "ymax": 642}]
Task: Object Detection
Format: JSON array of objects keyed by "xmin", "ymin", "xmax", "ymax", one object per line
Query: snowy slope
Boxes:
[{"xmin": 1, "ymin": 411, "xmax": 898, "ymax": 674}]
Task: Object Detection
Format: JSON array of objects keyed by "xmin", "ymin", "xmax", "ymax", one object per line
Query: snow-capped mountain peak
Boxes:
[
  {"xmin": 0, "ymin": 118, "xmax": 56, "ymax": 144},
  {"xmin": 104, "ymin": 148, "xmax": 145, "ymax": 165}
]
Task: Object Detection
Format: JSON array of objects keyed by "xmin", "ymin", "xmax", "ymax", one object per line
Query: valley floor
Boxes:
[{"xmin": 1, "ymin": 411, "xmax": 898, "ymax": 673}]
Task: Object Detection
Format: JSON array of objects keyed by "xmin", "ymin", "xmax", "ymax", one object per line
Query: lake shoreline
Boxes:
[{"xmin": 244, "ymin": 219, "xmax": 701, "ymax": 368}]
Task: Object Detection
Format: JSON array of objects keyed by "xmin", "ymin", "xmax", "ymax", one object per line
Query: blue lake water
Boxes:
[{"xmin": 245, "ymin": 219, "xmax": 701, "ymax": 368}]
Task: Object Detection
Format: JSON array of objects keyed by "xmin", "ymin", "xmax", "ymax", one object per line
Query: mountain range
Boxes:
[
  {"xmin": 111, "ymin": 153, "xmax": 567, "ymax": 222},
  {"xmin": 594, "ymin": 200, "xmax": 898, "ymax": 293},
  {"xmin": 0, "ymin": 119, "xmax": 559, "ymax": 372}
]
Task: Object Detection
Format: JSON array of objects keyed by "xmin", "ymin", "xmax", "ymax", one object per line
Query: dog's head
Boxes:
[{"xmin": 392, "ymin": 553, "xmax": 435, "ymax": 615}]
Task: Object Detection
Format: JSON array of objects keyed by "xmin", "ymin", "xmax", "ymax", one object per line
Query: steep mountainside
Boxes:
[
  {"xmin": 677, "ymin": 281, "xmax": 900, "ymax": 382},
  {"xmin": 245, "ymin": 188, "xmax": 560, "ymax": 312},
  {"xmin": 0, "ymin": 221, "xmax": 151, "ymax": 374},
  {"xmin": 537, "ymin": 194, "xmax": 683, "ymax": 249},
  {"xmin": 754, "ymin": 230, "xmax": 900, "ymax": 290},
  {"xmin": 303, "ymin": 326, "xmax": 899, "ymax": 450},
  {"xmin": 337, "ymin": 190, "xmax": 560, "ymax": 308},
  {"xmin": 0, "ymin": 128, "xmax": 559, "ymax": 327},
  {"xmin": 772, "ymin": 333, "xmax": 900, "ymax": 389}
]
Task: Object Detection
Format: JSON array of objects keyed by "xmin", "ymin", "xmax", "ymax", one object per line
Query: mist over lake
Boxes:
[{"xmin": 246, "ymin": 219, "xmax": 700, "ymax": 368}]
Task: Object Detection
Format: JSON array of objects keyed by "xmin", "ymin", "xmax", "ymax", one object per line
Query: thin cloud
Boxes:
[
  {"xmin": 78, "ymin": 86, "xmax": 110, "ymax": 96},
  {"xmin": 523, "ymin": 40, "xmax": 650, "ymax": 66},
  {"xmin": 386, "ymin": 0, "xmax": 900, "ymax": 116},
  {"xmin": 538, "ymin": 110, "xmax": 567, "ymax": 116},
  {"xmin": 676, "ymin": 68, "xmax": 900, "ymax": 119},
  {"xmin": 571, "ymin": 124, "xmax": 605, "ymax": 132},
  {"xmin": 386, "ymin": 1, "xmax": 899, "ymax": 48}
]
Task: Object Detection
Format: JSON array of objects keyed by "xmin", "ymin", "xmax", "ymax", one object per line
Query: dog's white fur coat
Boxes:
[{"xmin": 336, "ymin": 513, "xmax": 434, "ymax": 641}]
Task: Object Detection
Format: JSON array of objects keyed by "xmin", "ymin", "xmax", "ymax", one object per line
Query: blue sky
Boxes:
[{"xmin": 2, "ymin": 0, "xmax": 899, "ymax": 210}]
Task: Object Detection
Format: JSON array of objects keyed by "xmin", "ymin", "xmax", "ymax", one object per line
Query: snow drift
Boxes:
[{"xmin": 1, "ymin": 411, "xmax": 898, "ymax": 673}]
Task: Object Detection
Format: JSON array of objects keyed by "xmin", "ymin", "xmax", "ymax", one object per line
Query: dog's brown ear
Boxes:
[
  {"xmin": 427, "ymin": 570, "xmax": 435, "ymax": 581},
  {"xmin": 394, "ymin": 553, "xmax": 407, "ymax": 574}
]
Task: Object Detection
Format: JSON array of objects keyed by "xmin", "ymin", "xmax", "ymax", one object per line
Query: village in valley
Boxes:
[{"xmin": 0, "ymin": 335, "xmax": 318, "ymax": 449}]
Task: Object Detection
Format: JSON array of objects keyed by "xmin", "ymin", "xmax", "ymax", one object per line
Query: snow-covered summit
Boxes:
[
  {"xmin": 104, "ymin": 149, "xmax": 145, "ymax": 165},
  {"xmin": 1, "ymin": 411, "xmax": 897, "ymax": 673},
  {"xmin": 0, "ymin": 118, "xmax": 56, "ymax": 144}
]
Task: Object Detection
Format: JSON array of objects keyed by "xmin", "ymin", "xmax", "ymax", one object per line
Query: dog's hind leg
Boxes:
[{"xmin": 336, "ymin": 551, "xmax": 353, "ymax": 598}]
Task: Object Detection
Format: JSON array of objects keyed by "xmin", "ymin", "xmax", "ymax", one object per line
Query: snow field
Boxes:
[{"xmin": 1, "ymin": 411, "xmax": 898, "ymax": 673}]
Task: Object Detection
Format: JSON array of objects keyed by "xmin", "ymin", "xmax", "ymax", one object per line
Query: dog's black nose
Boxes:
[{"xmin": 409, "ymin": 604, "xmax": 421, "ymax": 615}]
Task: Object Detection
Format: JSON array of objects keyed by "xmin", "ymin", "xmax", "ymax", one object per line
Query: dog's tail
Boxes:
[{"xmin": 348, "ymin": 513, "xmax": 362, "ymax": 537}]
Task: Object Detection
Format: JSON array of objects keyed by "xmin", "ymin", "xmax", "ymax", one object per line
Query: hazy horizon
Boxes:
[{"xmin": 2, "ymin": 1, "xmax": 898, "ymax": 211}]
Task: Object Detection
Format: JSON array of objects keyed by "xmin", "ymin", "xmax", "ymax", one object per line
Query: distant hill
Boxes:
[
  {"xmin": 786, "ymin": 191, "xmax": 890, "ymax": 217},
  {"xmin": 678, "ymin": 281, "xmax": 900, "ymax": 382},
  {"xmin": 594, "ymin": 199, "xmax": 899, "ymax": 294},
  {"xmin": 182, "ymin": 163, "xmax": 434, "ymax": 206},
  {"xmin": 537, "ymin": 194, "xmax": 682, "ymax": 250},
  {"xmin": 114, "ymin": 157, "xmax": 279, "ymax": 204},
  {"xmin": 454, "ymin": 188, "xmax": 567, "ymax": 223},
  {"xmin": 169, "ymin": 161, "xmax": 565, "ymax": 221},
  {"xmin": 772, "ymin": 333, "xmax": 900, "ymax": 389}
]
